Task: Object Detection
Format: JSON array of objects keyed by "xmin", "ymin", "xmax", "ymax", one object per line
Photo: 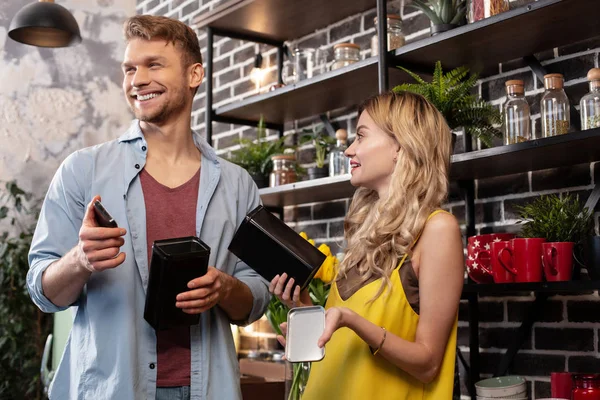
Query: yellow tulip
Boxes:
[
  {"xmin": 315, "ymin": 255, "xmax": 337, "ymax": 284},
  {"xmin": 317, "ymin": 243, "xmax": 332, "ymax": 257}
]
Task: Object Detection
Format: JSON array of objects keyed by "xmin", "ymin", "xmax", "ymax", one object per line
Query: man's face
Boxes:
[{"xmin": 122, "ymin": 38, "xmax": 195, "ymax": 125}]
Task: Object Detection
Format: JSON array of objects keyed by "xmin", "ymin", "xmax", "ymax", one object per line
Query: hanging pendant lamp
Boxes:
[{"xmin": 8, "ymin": 0, "xmax": 81, "ymax": 48}]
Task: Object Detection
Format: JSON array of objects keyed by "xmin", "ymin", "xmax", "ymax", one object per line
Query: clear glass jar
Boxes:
[
  {"xmin": 468, "ymin": 0, "xmax": 510, "ymax": 23},
  {"xmin": 503, "ymin": 80, "xmax": 531, "ymax": 144},
  {"xmin": 329, "ymin": 129, "xmax": 350, "ymax": 176},
  {"xmin": 581, "ymin": 68, "xmax": 600, "ymax": 130},
  {"xmin": 541, "ymin": 73, "xmax": 570, "ymax": 137},
  {"xmin": 331, "ymin": 43, "xmax": 360, "ymax": 71},
  {"xmin": 269, "ymin": 154, "xmax": 297, "ymax": 187},
  {"xmin": 572, "ymin": 374, "xmax": 600, "ymax": 400},
  {"xmin": 371, "ymin": 14, "xmax": 405, "ymax": 57},
  {"xmin": 293, "ymin": 48, "xmax": 315, "ymax": 81}
]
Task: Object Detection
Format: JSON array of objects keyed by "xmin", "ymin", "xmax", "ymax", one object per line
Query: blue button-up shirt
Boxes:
[{"xmin": 27, "ymin": 120, "xmax": 271, "ymax": 399}]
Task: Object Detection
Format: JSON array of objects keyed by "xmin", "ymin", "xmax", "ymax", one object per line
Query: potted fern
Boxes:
[
  {"xmin": 409, "ymin": 0, "xmax": 467, "ymax": 36},
  {"xmin": 393, "ymin": 61, "xmax": 502, "ymax": 150},
  {"xmin": 228, "ymin": 115, "xmax": 287, "ymax": 188}
]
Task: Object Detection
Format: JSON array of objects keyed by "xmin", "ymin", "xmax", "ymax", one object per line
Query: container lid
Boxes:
[
  {"xmin": 271, "ymin": 153, "xmax": 296, "ymax": 161},
  {"xmin": 505, "ymin": 80, "xmax": 525, "ymax": 94},
  {"xmin": 335, "ymin": 128, "xmax": 348, "ymax": 141},
  {"xmin": 374, "ymin": 14, "xmax": 402, "ymax": 22},
  {"xmin": 544, "ymin": 73, "xmax": 564, "ymax": 89},
  {"xmin": 587, "ymin": 68, "xmax": 600, "ymax": 82},
  {"xmin": 505, "ymin": 79, "xmax": 524, "ymax": 87},
  {"xmin": 334, "ymin": 42, "xmax": 360, "ymax": 50}
]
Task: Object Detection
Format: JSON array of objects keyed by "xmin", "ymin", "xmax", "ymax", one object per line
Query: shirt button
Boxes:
[
  {"xmin": 135, "ymin": 164, "xmax": 140, "ymax": 169},
  {"xmin": 149, "ymin": 363, "xmax": 155, "ymax": 369},
  {"xmin": 142, "ymin": 146, "xmax": 147, "ymax": 151}
]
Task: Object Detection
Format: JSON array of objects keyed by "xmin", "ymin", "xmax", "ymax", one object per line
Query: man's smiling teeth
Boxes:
[{"xmin": 137, "ymin": 93, "xmax": 160, "ymax": 101}]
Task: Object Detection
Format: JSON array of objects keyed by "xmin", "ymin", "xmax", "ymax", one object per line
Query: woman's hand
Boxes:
[
  {"xmin": 318, "ymin": 307, "xmax": 350, "ymax": 347},
  {"xmin": 269, "ymin": 273, "xmax": 313, "ymax": 309}
]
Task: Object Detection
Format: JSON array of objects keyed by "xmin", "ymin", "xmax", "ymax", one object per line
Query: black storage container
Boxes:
[
  {"xmin": 228, "ymin": 205, "xmax": 326, "ymax": 290},
  {"xmin": 144, "ymin": 236, "xmax": 210, "ymax": 331}
]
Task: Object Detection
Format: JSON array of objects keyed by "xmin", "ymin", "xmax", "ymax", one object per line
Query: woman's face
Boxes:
[{"xmin": 345, "ymin": 111, "xmax": 399, "ymax": 196}]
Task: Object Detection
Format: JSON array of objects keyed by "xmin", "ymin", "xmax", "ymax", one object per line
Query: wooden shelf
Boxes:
[
  {"xmin": 193, "ymin": 0, "xmax": 376, "ymax": 43},
  {"xmin": 450, "ymin": 127, "xmax": 600, "ymax": 180},
  {"xmin": 463, "ymin": 279, "xmax": 600, "ymax": 294},
  {"xmin": 260, "ymin": 174, "xmax": 353, "ymax": 208},
  {"xmin": 260, "ymin": 128, "xmax": 600, "ymax": 207},
  {"xmin": 392, "ymin": 0, "xmax": 600, "ymax": 77},
  {"xmin": 215, "ymin": 58, "xmax": 410, "ymax": 125},
  {"xmin": 212, "ymin": 0, "xmax": 600, "ymax": 125}
]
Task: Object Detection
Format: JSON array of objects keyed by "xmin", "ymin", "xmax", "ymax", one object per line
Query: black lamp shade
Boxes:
[{"xmin": 8, "ymin": 1, "xmax": 82, "ymax": 48}]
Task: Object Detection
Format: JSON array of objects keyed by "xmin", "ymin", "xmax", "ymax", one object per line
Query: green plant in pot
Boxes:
[
  {"xmin": 300, "ymin": 125, "xmax": 336, "ymax": 180},
  {"xmin": 228, "ymin": 115, "xmax": 287, "ymax": 188},
  {"xmin": 408, "ymin": 0, "xmax": 467, "ymax": 36},
  {"xmin": 0, "ymin": 181, "xmax": 53, "ymax": 399},
  {"xmin": 516, "ymin": 194, "xmax": 594, "ymax": 281},
  {"xmin": 393, "ymin": 61, "xmax": 502, "ymax": 149}
]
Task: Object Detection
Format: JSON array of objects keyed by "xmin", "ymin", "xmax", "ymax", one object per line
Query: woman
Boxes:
[{"xmin": 270, "ymin": 91, "xmax": 464, "ymax": 399}]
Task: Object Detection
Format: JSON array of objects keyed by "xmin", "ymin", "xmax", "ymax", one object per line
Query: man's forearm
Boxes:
[
  {"xmin": 218, "ymin": 274, "xmax": 254, "ymax": 322},
  {"xmin": 41, "ymin": 246, "xmax": 91, "ymax": 307}
]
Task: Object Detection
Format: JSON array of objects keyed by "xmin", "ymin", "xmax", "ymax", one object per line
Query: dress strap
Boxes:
[{"xmin": 395, "ymin": 209, "xmax": 450, "ymax": 271}]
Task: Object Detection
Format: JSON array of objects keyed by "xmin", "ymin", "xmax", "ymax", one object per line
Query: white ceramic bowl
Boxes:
[{"xmin": 475, "ymin": 376, "xmax": 527, "ymax": 398}]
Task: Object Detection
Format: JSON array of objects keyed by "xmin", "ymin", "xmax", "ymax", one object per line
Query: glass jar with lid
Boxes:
[
  {"xmin": 503, "ymin": 80, "xmax": 531, "ymax": 144},
  {"xmin": 541, "ymin": 73, "xmax": 570, "ymax": 137},
  {"xmin": 580, "ymin": 68, "xmax": 600, "ymax": 130},
  {"xmin": 572, "ymin": 374, "xmax": 600, "ymax": 400},
  {"xmin": 269, "ymin": 154, "xmax": 297, "ymax": 187},
  {"xmin": 371, "ymin": 14, "xmax": 405, "ymax": 57},
  {"xmin": 331, "ymin": 43, "xmax": 360, "ymax": 71}
]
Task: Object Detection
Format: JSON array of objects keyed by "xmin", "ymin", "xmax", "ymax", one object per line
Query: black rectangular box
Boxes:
[
  {"xmin": 144, "ymin": 236, "xmax": 210, "ymax": 331},
  {"xmin": 228, "ymin": 205, "xmax": 326, "ymax": 290}
]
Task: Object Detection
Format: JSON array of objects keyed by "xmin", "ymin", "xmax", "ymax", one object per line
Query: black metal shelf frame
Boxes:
[{"xmin": 197, "ymin": 1, "xmax": 599, "ymax": 398}]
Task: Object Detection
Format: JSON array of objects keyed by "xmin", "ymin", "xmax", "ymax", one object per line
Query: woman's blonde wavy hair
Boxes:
[{"xmin": 337, "ymin": 91, "xmax": 452, "ymax": 300}]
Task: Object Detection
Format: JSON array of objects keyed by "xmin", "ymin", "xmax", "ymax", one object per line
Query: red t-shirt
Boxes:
[{"xmin": 140, "ymin": 167, "xmax": 200, "ymax": 387}]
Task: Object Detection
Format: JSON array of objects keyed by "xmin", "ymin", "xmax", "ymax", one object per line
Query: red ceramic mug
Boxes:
[
  {"xmin": 466, "ymin": 233, "xmax": 516, "ymax": 283},
  {"xmin": 542, "ymin": 242, "xmax": 575, "ymax": 282},
  {"xmin": 499, "ymin": 238, "xmax": 546, "ymax": 282},
  {"xmin": 491, "ymin": 241, "xmax": 514, "ymax": 283},
  {"xmin": 551, "ymin": 371, "xmax": 573, "ymax": 399}
]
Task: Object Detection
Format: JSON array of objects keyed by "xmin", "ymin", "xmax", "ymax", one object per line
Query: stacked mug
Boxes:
[{"xmin": 466, "ymin": 234, "xmax": 576, "ymax": 283}]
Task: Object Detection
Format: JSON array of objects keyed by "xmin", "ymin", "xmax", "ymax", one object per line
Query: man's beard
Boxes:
[{"xmin": 131, "ymin": 88, "xmax": 187, "ymax": 124}]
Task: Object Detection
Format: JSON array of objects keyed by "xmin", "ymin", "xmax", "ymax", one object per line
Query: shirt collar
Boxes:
[{"xmin": 117, "ymin": 119, "xmax": 219, "ymax": 164}]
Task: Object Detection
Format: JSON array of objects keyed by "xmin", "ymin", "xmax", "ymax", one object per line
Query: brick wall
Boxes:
[{"xmin": 138, "ymin": 0, "xmax": 600, "ymax": 398}]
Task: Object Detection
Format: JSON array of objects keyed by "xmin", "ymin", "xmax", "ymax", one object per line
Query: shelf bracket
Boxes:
[
  {"xmin": 584, "ymin": 181, "xmax": 600, "ymax": 212},
  {"xmin": 376, "ymin": 0, "xmax": 389, "ymax": 93},
  {"xmin": 319, "ymin": 114, "xmax": 337, "ymax": 137},
  {"xmin": 467, "ymin": 293, "xmax": 480, "ymax": 400},
  {"xmin": 523, "ymin": 55, "xmax": 582, "ymax": 131},
  {"xmin": 457, "ymin": 346, "xmax": 475, "ymax": 399},
  {"xmin": 494, "ymin": 293, "xmax": 548, "ymax": 377}
]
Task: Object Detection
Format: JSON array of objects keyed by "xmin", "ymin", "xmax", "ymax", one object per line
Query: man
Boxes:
[{"xmin": 27, "ymin": 15, "xmax": 270, "ymax": 400}]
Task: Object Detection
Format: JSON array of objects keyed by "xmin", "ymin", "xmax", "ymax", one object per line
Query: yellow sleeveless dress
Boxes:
[{"xmin": 302, "ymin": 210, "xmax": 458, "ymax": 400}]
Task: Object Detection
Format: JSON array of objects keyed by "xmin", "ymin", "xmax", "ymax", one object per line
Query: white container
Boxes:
[{"xmin": 475, "ymin": 376, "xmax": 527, "ymax": 398}]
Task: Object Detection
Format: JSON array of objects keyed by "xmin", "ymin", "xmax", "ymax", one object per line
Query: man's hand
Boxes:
[
  {"xmin": 176, "ymin": 267, "xmax": 232, "ymax": 314},
  {"xmin": 76, "ymin": 195, "xmax": 127, "ymax": 273}
]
